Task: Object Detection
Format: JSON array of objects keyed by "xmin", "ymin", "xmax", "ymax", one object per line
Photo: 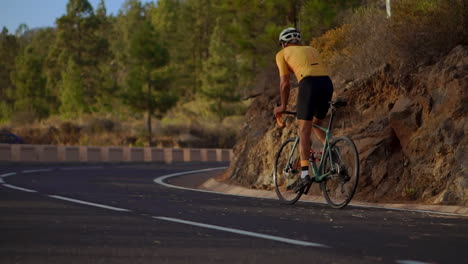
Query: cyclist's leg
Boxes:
[
  {"xmin": 312, "ymin": 117, "xmax": 326, "ymax": 144},
  {"xmin": 293, "ymin": 119, "xmax": 312, "ymax": 192},
  {"xmin": 297, "ymin": 76, "xmax": 315, "ymax": 166},
  {"xmin": 297, "ymin": 119, "xmax": 312, "ymax": 162},
  {"xmin": 312, "ymin": 76, "xmax": 334, "ymax": 143},
  {"xmin": 295, "ymin": 77, "xmax": 317, "ymax": 191}
]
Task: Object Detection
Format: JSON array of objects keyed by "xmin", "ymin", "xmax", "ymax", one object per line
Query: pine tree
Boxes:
[
  {"xmin": 11, "ymin": 46, "xmax": 49, "ymax": 119},
  {"xmin": 59, "ymin": 58, "xmax": 86, "ymax": 116},
  {"xmin": 181, "ymin": 0, "xmax": 215, "ymax": 96},
  {"xmin": 111, "ymin": 0, "xmax": 147, "ymax": 88},
  {"xmin": 46, "ymin": 0, "xmax": 112, "ymax": 116},
  {"xmin": 200, "ymin": 19, "xmax": 239, "ymax": 118},
  {"xmin": 26, "ymin": 28, "xmax": 58, "ymax": 116},
  {"xmin": 96, "ymin": 0, "xmax": 107, "ymax": 17},
  {"xmin": 0, "ymin": 27, "xmax": 19, "ymax": 120},
  {"xmin": 122, "ymin": 18, "xmax": 176, "ymax": 146},
  {"xmin": 92, "ymin": 0, "xmax": 117, "ymax": 112},
  {"xmin": 150, "ymin": 0, "xmax": 190, "ymax": 96}
]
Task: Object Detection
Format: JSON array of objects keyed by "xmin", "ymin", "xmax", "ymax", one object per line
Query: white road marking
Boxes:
[
  {"xmin": 396, "ymin": 260, "xmax": 431, "ymax": 264},
  {"xmin": 154, "ymin": 168, "xmax": 467, "ymax": 217},
  {"xmin": 48, "ymin": 195, "xmax": 131, "ymax": 212},
  {"xmin": 0, "ymin": 172, "xmax": 17, "ymax": 178},
  {"xmin": 3, "ymin": 184, "xmax": 37, "ymax": 193},
  {"xmin": 154, "ymin": 167, "xmax": 231, "ymax": 196},
  {"xmin": 0, "ymin": 178, "xmax": 4, "ymax": 183},
  {"xmin": 22, "ymin": 169, "xmax": 53, "ymax": 174},
  {"xmin": 3, "ymin": 166, "xmax": 327, "ymax": 248},
  {"xmin": 154, "ymin": 216, "xmax": 329, "ymax": 248}
]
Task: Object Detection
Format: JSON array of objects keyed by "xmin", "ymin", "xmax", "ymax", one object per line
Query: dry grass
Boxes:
[
  {"xmin": 1, "ymin": 102, "xmax": 245, "ymax": 148},
  {"xmin": 311, "ymin": 0, "xmax": 466, "ymax": 83}
]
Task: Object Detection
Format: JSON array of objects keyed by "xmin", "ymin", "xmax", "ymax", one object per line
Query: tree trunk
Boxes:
[
  {"xmin": 289, "ymin": 0, "xmax": 298, "ymax": 28},
  {"xmin": 147, "ymin": 82, "xmax": 153, "ymax": 147},
  {"xmin": 147, "ymin": 110, "xmax": 152, "ymax": 147}
]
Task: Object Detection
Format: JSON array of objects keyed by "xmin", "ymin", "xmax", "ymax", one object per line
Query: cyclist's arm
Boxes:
[
  {"xmin": 279, "ymin": 74, "xmax": 290, "ymax": 110},
  {"xmin": 275, "ymin": 51, "xmax": 291, "ymax": 111}
]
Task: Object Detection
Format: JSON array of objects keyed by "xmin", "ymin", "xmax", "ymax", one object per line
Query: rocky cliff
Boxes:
[{"xmin": 225, "ymin": 45, "xmax": 467, "ymax": 206}]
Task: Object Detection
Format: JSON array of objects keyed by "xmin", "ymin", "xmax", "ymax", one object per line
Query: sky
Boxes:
[{"xmin": 1, "ymin": 0, "xmax": 154, "ymax": 33}]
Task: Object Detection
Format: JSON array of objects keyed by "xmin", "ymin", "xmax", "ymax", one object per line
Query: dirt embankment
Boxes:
[{"xmin": 225, "ymin": 45, "xmax": 467, "ymax": 206}]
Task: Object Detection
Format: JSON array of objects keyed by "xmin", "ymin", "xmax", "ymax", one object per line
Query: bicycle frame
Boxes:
[
  {"xmin": 275, "ymin": 100, "xmax": 358, "ymax": 207},
  {"xmin": 283, "ymin": 105, "xmax": 339, "ymax": 184},
  {"xmin": 309, "ymin": 124, "xmax": 333, "ymax": 182}
]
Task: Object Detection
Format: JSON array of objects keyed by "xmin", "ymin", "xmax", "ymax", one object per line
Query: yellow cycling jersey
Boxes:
[{"xmin": 275, "ymin": 45, "xmax": 329, "ymax": 82}]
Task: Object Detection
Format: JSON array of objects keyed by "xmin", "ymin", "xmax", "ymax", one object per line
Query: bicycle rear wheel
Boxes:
[
  {"xmin": 320, "ymin": 136, "xmax": 359, "ymax": 209},
  {"xmin": 274, "ymin": 137, "xmax": 303, "ymax": 204}
]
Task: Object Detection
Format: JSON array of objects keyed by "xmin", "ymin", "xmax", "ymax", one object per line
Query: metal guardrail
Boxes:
[{"xmin": 0, "ymin": 144, "xmax": 232, "ymax": 163}]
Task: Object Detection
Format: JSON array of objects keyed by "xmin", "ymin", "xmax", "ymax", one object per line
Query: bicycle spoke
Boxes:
[
  {"xmin": 320, "ymin": 136, "xmax": 359, "ymax": 209},
  {"xmin": 274, "ymin": 138, "xmax": 303, "ymax": 204}
]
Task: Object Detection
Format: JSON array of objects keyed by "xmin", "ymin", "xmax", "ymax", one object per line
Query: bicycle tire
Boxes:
[
  {"xmin": 320, "ymin": 136, "xmax": 359, "ymax": 209},
  {"xmin": 274, "ymin": 137, "xmax": 303, "ymax": 204}
]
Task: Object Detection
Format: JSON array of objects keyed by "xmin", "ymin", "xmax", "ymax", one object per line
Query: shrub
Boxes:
[
  {"xmin": 86, "ymin": 118, "xmax": 116, "ymax": 133},
  {"xmin": 310, "ymin": 24, "xmax": 350, "ymax": 66},
  {"xmin": 311, "ymin": 0, "xmax": 466, "ymax": 82},
  {"xmin": 11, "ymin": 109, "xmax": 39, "ymax": 125},
  {"xmin": 390, "ymin": 0, "xmax": 466, "ymax": 65}
]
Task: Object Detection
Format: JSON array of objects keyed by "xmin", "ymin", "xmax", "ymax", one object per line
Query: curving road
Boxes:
[{"xmin": 1, "ymin": 163, "xmax": 467, "ymax": 264}]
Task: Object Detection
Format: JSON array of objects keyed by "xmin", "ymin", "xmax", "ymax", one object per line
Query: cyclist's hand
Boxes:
[{"xmin": 273, "ymin": 105, "xmax": 285, "ymax": 116}]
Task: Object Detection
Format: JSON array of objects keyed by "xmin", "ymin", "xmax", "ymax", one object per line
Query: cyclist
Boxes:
[{"xmin": 273, "ymin": 27, "xmax": 334, "ymax": 192}]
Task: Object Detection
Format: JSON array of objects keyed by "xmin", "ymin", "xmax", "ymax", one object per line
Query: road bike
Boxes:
[{"xmin": 273, "ymin": 100, "xmax": 359, "ymax": 208}]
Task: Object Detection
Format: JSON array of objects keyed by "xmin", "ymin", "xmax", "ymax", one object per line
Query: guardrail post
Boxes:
[
  {"xmin": 12, "ymin": 144, "xmax": 38, "ymax": 162},
  {"xmin": 58, "ymin": 146, "xmax": 80, "ymax": 162},
  {"xmin": 38, "ymin": 145, "xmax": 58, "ymax": 162},
  {"xmin": 164, "ymin": 148, "xmax": 173, "ymax": 164},
  {"xmin": 172, "ymin": 149, "xmax": 184, "ymax": 162},
  {"xmin": 125, "ymin": 147, "xmax": 144, "ymax": 162},
  {"xmin": 190, "ymin": 148, "xmax": 202, "ymax": 162},
  {"xmin": 87, "ymin": 147, "xmax": 102, "ymax": 162},
  {"xmin": 222, "ymin": 149, "xmax": 231, "ymax": 162},
  {"xmin": 145, "ymin": 148, "xmax": 164, "ymax": 162},
  {"xmin": 105, "ymin": 147, "xmax": 124, "ymax": 162},
  {"xmin": 0, "ymin": 144, "xmax": 11, "ymax": 161},
  {"xmin": 200, "ymin": 149, "xmax": 208, "ymax": 162},
  {"xmin": 206, "ymin": 149, "xmax": 217, "ymax": 162},
  {"xmin": 215, "ymin": 149, "xmax": 222, "ymax": 162},
  {"xmin": 183, "ymin": 148, "xmax": 191, "ymax": 162}
]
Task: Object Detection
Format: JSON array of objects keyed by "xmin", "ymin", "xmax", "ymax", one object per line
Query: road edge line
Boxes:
[{"xmin": 154, "ymin": 168, "xmax": 468, "ymax": 217}]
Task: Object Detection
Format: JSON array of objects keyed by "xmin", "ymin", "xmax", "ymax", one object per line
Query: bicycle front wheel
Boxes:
[
  {"xmin": 274, "ymin": 137, "xmax": 303, "ymax": 204},
  {"xmin": 321, "ymin": 136, "xmax": 359, "ymax": 209}
]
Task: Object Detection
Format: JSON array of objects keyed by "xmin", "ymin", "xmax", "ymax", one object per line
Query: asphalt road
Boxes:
[{"xmin": 1, "ymin": 163, "xmax": 467, "ymax": 264}]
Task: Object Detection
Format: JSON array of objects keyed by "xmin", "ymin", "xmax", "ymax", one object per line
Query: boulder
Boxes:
[{"xmin": 389, "ymin": 96, "xmax": 422, "ymax": 149}]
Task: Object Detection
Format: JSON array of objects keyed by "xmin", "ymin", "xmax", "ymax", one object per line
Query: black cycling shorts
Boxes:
[{"xmin": 297, "ymin": 76, "xmax": 334, "ymax": 120}]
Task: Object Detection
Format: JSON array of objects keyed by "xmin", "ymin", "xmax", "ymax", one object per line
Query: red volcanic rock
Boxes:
[{"xmin": 226, "ymin": 45, "xmax": 467, "ymax": 206}]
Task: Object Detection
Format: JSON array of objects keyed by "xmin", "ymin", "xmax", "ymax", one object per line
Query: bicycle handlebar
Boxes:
[
  {"xmin": 275, "ymin": 111, "xmax": 296, "ymax": 128},
  {"xmin": 274, "ymin": 100, "xmax": 347, "ymax": 128}
]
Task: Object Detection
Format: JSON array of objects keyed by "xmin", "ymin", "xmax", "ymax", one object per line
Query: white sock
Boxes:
[{"xmin": 301, "ymin": 170, "xmax": 309, "ymax": 179}]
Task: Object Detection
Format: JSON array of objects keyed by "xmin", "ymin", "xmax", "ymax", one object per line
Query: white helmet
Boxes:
[{"xmin": 279, "ymin": 27, "xmax": 301, "ymax": 45}]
